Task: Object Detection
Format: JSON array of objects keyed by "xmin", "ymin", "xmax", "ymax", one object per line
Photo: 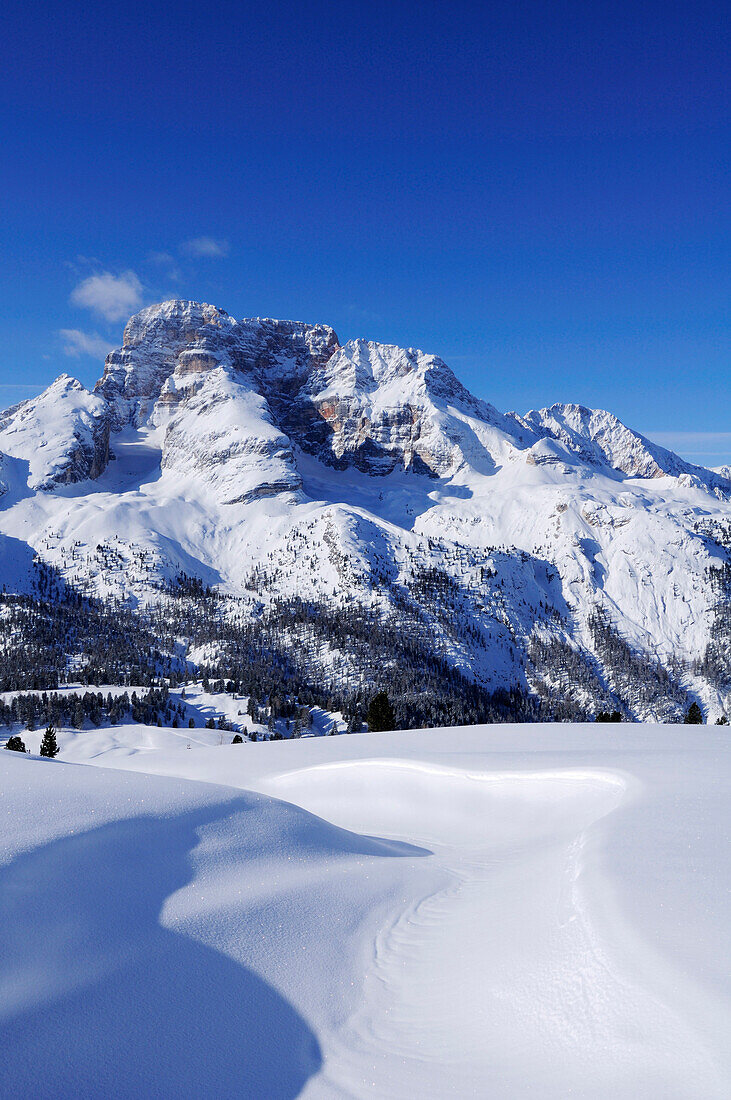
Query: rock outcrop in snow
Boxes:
[{"xmin": 154, "ymin": 367, "xmax": 302, "ymax": 505}]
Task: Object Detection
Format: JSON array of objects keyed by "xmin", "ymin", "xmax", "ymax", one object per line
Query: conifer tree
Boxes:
[
  {"xmin": 39, "ymin": 725, "xmax": 59, "ymax": 757},
  {"xmin": 684, "ymin": 702, "xmax": 703, "ymax": 724},
  {"xmin": 367, "ymin": 691, "xmax": 395, "ymax": 732}
]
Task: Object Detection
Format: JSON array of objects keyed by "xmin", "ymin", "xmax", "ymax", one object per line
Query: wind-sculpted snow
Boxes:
[
  {"xmin": 0, "ymin": 746, "xmax": 426, "ymax": 1098},
  {"xmin": 1, "ymin": 299, "xmax": 730, "ymax": 721},
  {"xmin": 2, "ymin": 723, "xmax": 728, "ymax": 1097}
]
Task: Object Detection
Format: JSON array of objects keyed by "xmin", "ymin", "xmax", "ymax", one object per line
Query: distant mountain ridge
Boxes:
[{"xmin": 1, "ymin": 299, "xmax": 729, "ymax": 723}]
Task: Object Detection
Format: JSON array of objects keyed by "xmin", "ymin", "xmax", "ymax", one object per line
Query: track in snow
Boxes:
[{"xmin": 264, "ymin": 761, "xmax": 726, "ymax": 1099}]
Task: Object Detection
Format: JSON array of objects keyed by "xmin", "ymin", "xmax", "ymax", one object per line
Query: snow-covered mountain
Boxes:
[
  {"xmin": 0, "ymin": 374, "xmax": 109, "ymax": 492},
  {"xmin": 1, "ymin": 300, "xmax": 729, "ymax": 721}
]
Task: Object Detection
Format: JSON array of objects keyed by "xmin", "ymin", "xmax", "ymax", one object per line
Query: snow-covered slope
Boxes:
[
  {"xmin": 153, "ymin": 366, "xmax": 302, "ymax": 505},
  {"xmin": 1, "ymin": 300, "xmax": 729, "ymax": 721},
  {"xmin": 0, "ymin": 374, "xmax": 109, "ymax": 491},
  {"xmin": 520, "ymin": 402, "xmax": 729, "ymax": 488},
  {"xmin": 2, "ymin": 722, "xmax": 729, "ymax": 1097}
]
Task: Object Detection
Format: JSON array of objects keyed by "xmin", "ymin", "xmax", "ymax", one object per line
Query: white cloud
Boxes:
[
  {"xmin": 181, "ymin": 236, "xmax": 230, "ymax": 258},
  {"xmin": 70, "ymin": 270, "xmax": 143, "ymax": 322},
  {"xmin": 59, "ymin": 329, "xmax": 115, "ymax": 359}
]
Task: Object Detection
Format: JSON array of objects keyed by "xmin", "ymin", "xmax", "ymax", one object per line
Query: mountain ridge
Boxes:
[{"xmin": 1, "ymin": 299, "xmax": 729, "ymax": 724}]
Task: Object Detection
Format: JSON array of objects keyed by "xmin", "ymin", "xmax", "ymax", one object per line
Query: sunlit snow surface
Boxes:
[{"xmin": 2, "ymin": 723, "xmax": 729, "ymax": 1098}]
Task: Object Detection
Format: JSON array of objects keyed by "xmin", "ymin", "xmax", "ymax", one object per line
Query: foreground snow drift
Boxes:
[{"xmin": 1, "ymin": 723, "xmax": 729, "ymax": 1098}]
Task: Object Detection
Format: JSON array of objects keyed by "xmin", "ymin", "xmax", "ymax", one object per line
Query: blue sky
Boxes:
[{"xmin": 2, "ymin": 0, "xmax": 729, "ymax": 464}]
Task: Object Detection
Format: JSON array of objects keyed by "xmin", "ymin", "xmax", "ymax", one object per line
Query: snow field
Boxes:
[{"xmin": 1, "ymin": 722, "xmax": 729, "ymax": 1098}]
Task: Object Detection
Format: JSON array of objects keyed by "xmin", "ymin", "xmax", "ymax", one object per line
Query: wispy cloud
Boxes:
[
  {"xmin": 646, "ymin": 430, "xmax": 731, "ymax": 467},
  {"xmin": 648, "ymin": 431, "xmax": 731, "ymax": 454},
  {"xmin": 70, "ymin": 270, "xmax": 143, "ymax": 322},
  {"xmin": 181, "ymin": 236, "xmax": 230, "ymax": 258},
  {"xmin": 59, "ymin": 329, "xmax": 115, "ymax": 359},
  {"xmin": 146, "ymin": 251, "xmax": 183, "ymax": 283}
]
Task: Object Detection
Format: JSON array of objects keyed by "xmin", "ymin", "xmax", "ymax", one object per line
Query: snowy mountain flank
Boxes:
[{"xmin": 1, "ymin": 299, "xmax": 729, "ymax": 722}]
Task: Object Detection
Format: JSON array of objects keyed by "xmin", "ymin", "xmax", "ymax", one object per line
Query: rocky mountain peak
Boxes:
[
  {"xmin": 47, "ymin": 372, "xmax": 88, "ymax": 393},
  {"xmin": 97, "ymin": 301, "xmax": 340, "ymax": 428},
  {"xmin": 121, "ymin": 300, "xmax": 233, "ymax": 349},
  {"xmin": 521, "ymin": 402, "xmax": 718, "ymax": 484},
  {"xmin": 306, "ymin": 339, "xmax": 451, "ymax": 397}
]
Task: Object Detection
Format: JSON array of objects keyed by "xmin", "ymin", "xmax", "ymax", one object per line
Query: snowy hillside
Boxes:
[
  {"xmin": 2, "ymin": 722, "xmax": 729, "ymax": 1097},
  {"xmin": 0, "ymin": 299, "xmax": 729, "ymax": 723},
  {"xmin": 0, "ymin": 374, "xmax": 109, "ymax": 491}
]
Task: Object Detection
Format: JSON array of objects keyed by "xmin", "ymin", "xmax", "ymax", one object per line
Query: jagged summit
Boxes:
[
  {"xmin": 46, "ymin": 372, "xmax": 89, "ymax": 392},
  {"xmin": 97, "ymin": 299, "xmax": 339, "ymax": 429},
  {"xmin": 520, "ymin": 402, "xmax": 729, "ymax": 489},
  {"xmin": 307, "ymin": 339, "xmax": 475, "ymax": 405},
  {"xmin": 122, "ymin": 300, "xmax": 233, "ymax": 347}
]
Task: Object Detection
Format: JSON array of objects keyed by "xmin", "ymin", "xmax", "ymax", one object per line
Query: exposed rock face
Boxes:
[
  {"xmin": 0, "ymin": 375, "xmax": 109, "ymax": 491},
  {"xmin": 96, "ymin": 300, "xmax": 340, "ymax": 431},
  {"xmin": 93, "ymin": 300, "xmax": 339, "ymax": 503},
  {"xmin": 288, "ymin": 339, "xmax": 510, "ymax": 477},
  {"xmin": 96, "ymin": 301, "xmax": 242, "ymax": 428},
  {"xmin": 95, "ymin": 305, "xmax": 508, "ymax": 480}
]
